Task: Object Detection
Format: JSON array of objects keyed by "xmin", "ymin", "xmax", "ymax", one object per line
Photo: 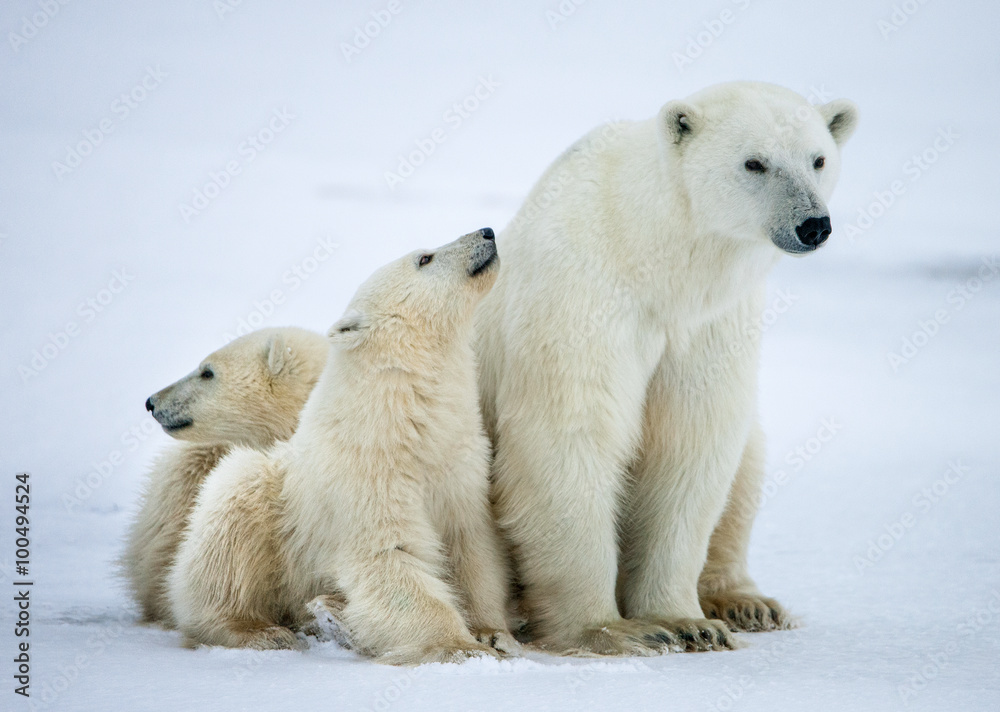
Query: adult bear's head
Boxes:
[
  {"xmin": 328, "ymin": 228, "xmax": 498, "ymax": 366},
  {"xmin": 658, "ymin": 81, "xmax": 858, "ymax": 254}
]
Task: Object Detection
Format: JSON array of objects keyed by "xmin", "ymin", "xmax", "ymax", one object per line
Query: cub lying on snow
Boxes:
[
  {"xmin": 121, "ymin": 327, "xmax": 328, "ymax": 626},
  {"xmin": 168, "ymin": 228, "xmax": 517, "ymax": 664}
]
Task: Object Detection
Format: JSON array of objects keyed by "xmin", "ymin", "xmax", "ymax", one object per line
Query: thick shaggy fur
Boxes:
[
  {"xmin": 475, "ymin": 82, "xmax": 857, "ymax": 654},
  {"xmin": 168, "ymin": 230, "xmax": 518, "ymax": 664},
  {"xmin": 121, "ymin": 327, "xmax": 328, "ymax": 626}
]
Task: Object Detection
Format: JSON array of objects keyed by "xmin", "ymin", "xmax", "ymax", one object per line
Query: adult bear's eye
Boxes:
[
  {"xmin": 813, "ymin": 156, "xmax": 825, "ymax": 170},
  {"xmin": 200, "ymin": 368, "xmax": 214, "ymax": 379},
  {"xmin": 418, "ymin": 254, "xmax": 433, "ymax": 267},
  {"xmin": 744, "ymin": 159, "xmax": 766, "ymax": 173}
]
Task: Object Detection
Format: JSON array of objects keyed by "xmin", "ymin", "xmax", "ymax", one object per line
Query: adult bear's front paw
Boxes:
[
  {"xmin": 379, "ymin": 638, "xmax": 501, "ymax": 666},
  {"xmin": 700, "ymin": 592, "xmax": 797, "ymax": 632},
  {"xmin": 537, "ymin": 618, "xmax": 684, "ymax": 657},
  {"xmin": 649, "ymin": 617, "xmax": 743, "ymax": 652}
]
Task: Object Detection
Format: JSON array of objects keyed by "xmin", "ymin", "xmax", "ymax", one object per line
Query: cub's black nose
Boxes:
[
  {"xmin": 145, "ymin": 397, "xmax": 155, "ymax": 413},
  {"xmin": 795, "ymin": 216, "xmax": 831, "ymax": 247},
  {"xmin": 480, "ymin": 227, "xmax": 494, "ymax": 240}
]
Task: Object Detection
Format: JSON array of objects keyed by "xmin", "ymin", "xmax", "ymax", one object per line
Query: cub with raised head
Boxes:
[{"xmin": 168, "ymin": 229, "xmax": 516, "ymax": 664}]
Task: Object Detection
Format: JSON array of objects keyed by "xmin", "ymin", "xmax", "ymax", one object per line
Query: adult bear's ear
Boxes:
[
  {"xmin": 328, "ymin": 309, "xmax": 369, "ymax": 347},
  {"xmin": 659, "ymin": 100, "xmax": 701, "ymax": 145},
  {"xmin": 265, "ymin": 333, "xmax": 287, "ymax": 375},
  {"xmin": 818, "ymin": 99, "xmax": 859, "ymax": 147}
]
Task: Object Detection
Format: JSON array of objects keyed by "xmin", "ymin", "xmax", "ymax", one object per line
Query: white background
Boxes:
[{"xmin": 1, "ymin": 1, "xmax": 998, "ymax": 710}]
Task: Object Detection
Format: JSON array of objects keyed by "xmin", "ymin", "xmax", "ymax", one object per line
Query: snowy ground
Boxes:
[{"xmin": 2, "ymin": 1, "xmax": 998, "ymax": 710}]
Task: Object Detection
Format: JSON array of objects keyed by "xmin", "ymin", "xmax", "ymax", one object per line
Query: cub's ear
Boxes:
[
  {"xmin": 659, "ymin": 100, "xmax": 701, "ymax": 145},
  {"xmin": 818, "ymin": 99, "xmax": 859, "ymax": 147},
  {"xmin": 328, "ymin": 309, "xmax": 369, "ymax": 347},
  {"xmin": 265, "ymin": 333, "xmax": 287, "ymax": 376}
]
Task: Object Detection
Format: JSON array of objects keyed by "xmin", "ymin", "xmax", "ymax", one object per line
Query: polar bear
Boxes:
[
  {"xmin": 121, "ymin": 327, "xmax": 328, "ymax": 626},
  {"xmin": 476, "ymin": 82, "xmax": 858, "ymax": 655},
  {"xmin": 168, "ymin": 229, "xmax": 517, "ymax": 664}
]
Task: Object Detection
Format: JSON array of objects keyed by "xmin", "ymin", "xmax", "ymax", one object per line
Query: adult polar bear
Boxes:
[{"xmin": 477, "ymin": 82, "xmax": 858, "ymax": 655}]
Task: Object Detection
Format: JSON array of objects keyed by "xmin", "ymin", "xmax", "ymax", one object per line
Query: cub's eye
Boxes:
[
  {"xmin": 200, "ymin": 368, "xmax": 214, "ymax": 380},
  {"xmin": 418, "ymin": 254, "xmax": 433, "ymax": 267},
  {"xmin": 813, "ymin": 156, "xmax": 826, "ymax": 170},
  {"xmin": 744, "ymin": 159, "xmax": 766, "ymax": 173}
]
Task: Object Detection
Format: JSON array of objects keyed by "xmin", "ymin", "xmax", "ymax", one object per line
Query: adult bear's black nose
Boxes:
[
  {"xmin": 145, "ymin": 397, "xmax": 155, "ymax": 413},
  {"xmin": 796, "ymin": 216, "xmax": 832, "ymax": 247},
  {"xmin": 480, "ymin": 227, "xmax": 494, "ymax": 240}
]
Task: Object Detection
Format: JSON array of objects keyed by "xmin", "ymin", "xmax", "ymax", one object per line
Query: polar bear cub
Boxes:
[
  {"xmin": 121, "ymin": 327, "xmax": 328, "ymax": 626},
  {"xmin": 168, "ymin": 229, "xmax": 516, "ymax": 664}
]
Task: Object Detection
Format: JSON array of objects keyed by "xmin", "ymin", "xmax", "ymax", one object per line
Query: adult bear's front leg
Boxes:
[
  {"xmin": 699, "ymin": 422, "xmax": 797, "ymax": 632},
  {"xmin": 619, "ymin": 353, "xmax": 753, "ymax": 652},
  {"xmin": 489, "ymin": 342, "xmax": 678, "ymax": 656}
]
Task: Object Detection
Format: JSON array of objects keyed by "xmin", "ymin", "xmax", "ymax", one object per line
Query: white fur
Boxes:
[
  {"xmin": 120, "ymin": 327, "xmax": 328, "ymax": 626},
  {"xmin": 476, "ymin": 82, "xmax": 857, "ymax": 654},
  {"xmin": 167, "ymin": 230, "xmax": 518, "ymax": 664}
]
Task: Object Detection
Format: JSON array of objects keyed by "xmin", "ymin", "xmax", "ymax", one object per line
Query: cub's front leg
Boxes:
[
  {"xmin": 122, "ymin": 442, "xmax": 227, "ymax": 627},
  {"xmin": 434, "ymin": 441, "xmax": 520, "ymax": 656},
  {"xmin": 168, "ymin": 448, "xmax": 299, "ymax": 650},
  {"xmin": 334, "ymin": 485, "xmax": 498, "ymax": 665}
]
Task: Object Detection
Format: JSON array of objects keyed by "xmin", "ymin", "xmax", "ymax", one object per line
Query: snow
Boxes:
[{"xmin": 1, "ymin": 0, "xmax": 998, "ymax": 710}]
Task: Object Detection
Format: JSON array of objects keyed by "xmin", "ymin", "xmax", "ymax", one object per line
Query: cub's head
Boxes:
[
  {"xmin": 658, "ymin": 81, "xmax": 858, "ymax": 254},
  {"xmin": 328, "ymin": 228, "xmax": 498, "ymax": 365},
  {"xmin": 145, "ymin": 327, "xmax": 329, "ymax": 447}
]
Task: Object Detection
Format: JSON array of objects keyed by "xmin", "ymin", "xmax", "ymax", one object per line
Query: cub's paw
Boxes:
[
  {"xmin": 650, "ymin": 617, "xmax": 742, "ymax": 652},
  {"xmin": 472, "ymin": 628, "xmax": 522, "ymax": 657},
  {"xmin": 539, "ymin": 619, "xmax": 681, "ymax": 657},
  {"xmin": 700, "ymin": 593, "xmax": 797, "ymax": 633},
  {"xmin": 304, "ymin": 594, "xmax": 353, "ymax": 649}
]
